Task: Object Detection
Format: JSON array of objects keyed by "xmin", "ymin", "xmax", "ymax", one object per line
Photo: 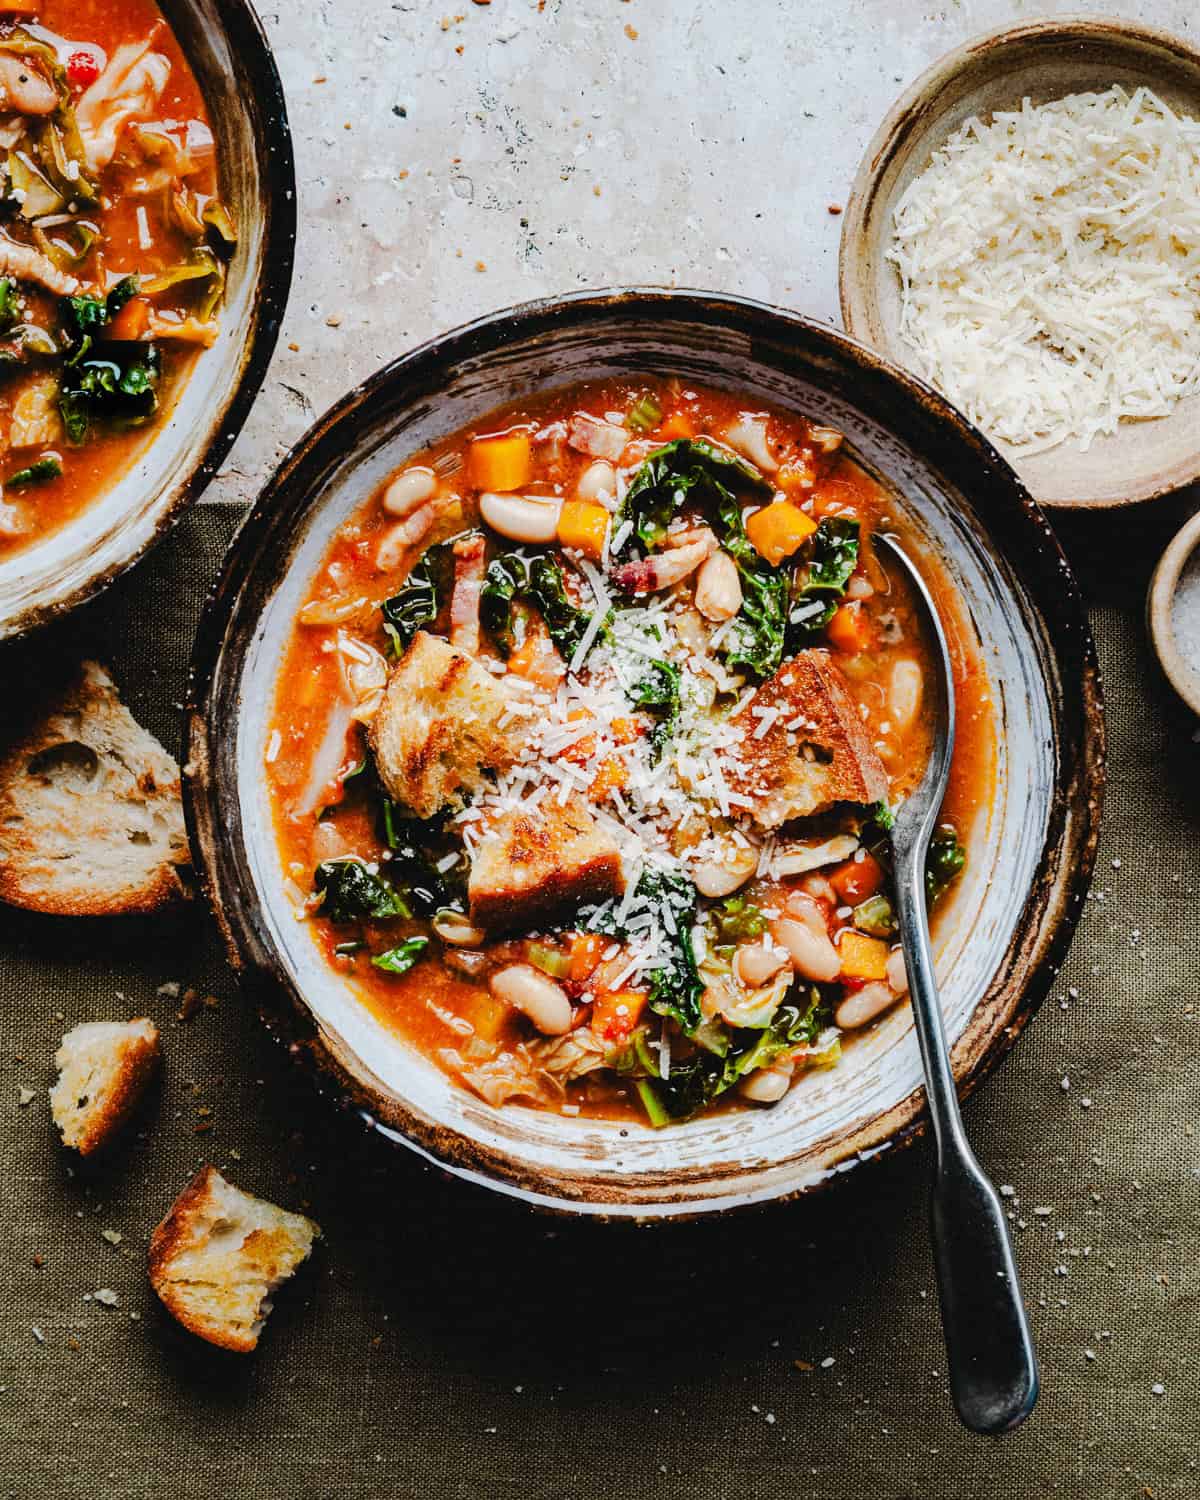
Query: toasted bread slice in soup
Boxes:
[
  {"xmin": 470, "ymin": 792, "xmax": 624, "ymax": 932},
  {"xmin": 0, "ymin": 660, "xmax": 190, "ymax": 915},
  {"xmin": 729, "ymin": 649, "xmax": 888, "ymax": 828},
  {"xmin": 149, "ymin": 1166, "xmax": 320, "ymax": 1353},
  {"xmin": 369, "ymin": 630, "xmax": 523, "ymax": 818},
  {"xmin": 50, "ymin": 1018, "xmax": 161, "ymax": 1155}
]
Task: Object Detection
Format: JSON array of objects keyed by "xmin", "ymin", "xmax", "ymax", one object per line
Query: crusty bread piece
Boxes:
[
  {"xmin": 728, "ymin": 649, "xmax": 889, "ymax": 828},
  {"xmin": 469, "ymin": 791, "xmax": 624, "ymax": 932},
  {"xmin": 369, "ymin": 631, "xmax": 523, "ymax": 819},
  {"xmin": 148, "ymin": 1166, "xmax": 320, "ymax": 1353},
  {"xmin": 0, "ymin": 660, "xmax": 190, "ymax": 915},
  {"xmin": 50, "ymin": 1018, "xmax": 160, "ymax": 1155}
]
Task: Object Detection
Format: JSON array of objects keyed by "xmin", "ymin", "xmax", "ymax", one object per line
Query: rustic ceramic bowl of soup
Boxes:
[
  {"xmin": 0, "ymin": 0, "xmax": 295, "ymax": 639},
  {"xmin": 185, "ymin": 289, "xmax": 1105, "ymax": 1219}
]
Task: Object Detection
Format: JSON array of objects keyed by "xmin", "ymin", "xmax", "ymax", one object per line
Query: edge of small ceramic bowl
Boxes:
[
  {"xmin": 1147, "ymin": 508, "xmax": 1200, "ymax": 716},
  {"xmin": 0, "ymin": 0, "xmax": 296, "ymax": 640},
  {"xmin": 839, "ymin": 13, "xmax": 1200, "ymax": 510},
  {"xmin": 184, "ymin": 288, "xmax": 1106, "ymax": 1221}
]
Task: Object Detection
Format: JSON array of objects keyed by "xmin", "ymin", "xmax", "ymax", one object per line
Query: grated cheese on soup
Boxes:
[{"xmin": 888, "ymin": 86, "xmax": 1200, "ymax": 454}]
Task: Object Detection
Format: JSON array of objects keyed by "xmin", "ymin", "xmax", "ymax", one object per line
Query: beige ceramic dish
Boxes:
[
  {"xmin": 839, "ymin": 15, "xmax": 1200, "ymax": 510},
  {"xmin": 1147, "ymin": 509, "xmax": 1200, "ymax": 716}
]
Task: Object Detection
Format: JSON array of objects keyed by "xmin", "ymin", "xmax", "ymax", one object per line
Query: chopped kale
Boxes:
[
  {"xmin": 628, "ymin": 657, "xmax": 680, "ymax": 760},
  {"xmin": 58, "ymin": 343, "xmax": 160, "ymax": 445},
  {"xmin": 715, "ymin": 488, "xmax": 788, "ymax": 678},
  {"xmin": 380, "ymin": 539, "xmax": 455, "ymax": 655},
  {"xmin": 0, "ymin": 278, "xmax": 19, "ymax": 332},
  {"xmin": 370, "ymin": 937, "xmax": 430, "ymax": 975},
  {"xmin": 481, "ymin": 550, "xmax": 594, "ymax": 662},
  {"xmin": 591, "ymin": 868, "xmax": 703, "ymax": 1033},
  {"xmin": 313, "ymin": 858, "xmax": 409, "ymax": 922},
  {"xmin": 614, "ymin": 436, "xmax": 769, "ymax": 556},
  {"xmin": 6, "ymin": 456, "xmax": 61, "ymax": 488},
  {"xmin": 926, "ymin": 823, "xmax": 966, "ymax": 906},
  {"xmin": 786, "ymin": 516, "xmax": 860, "ymax": 647},
  {"xmin": 378, "ymin": 796, "xmax": 464, "ymax": 915}
]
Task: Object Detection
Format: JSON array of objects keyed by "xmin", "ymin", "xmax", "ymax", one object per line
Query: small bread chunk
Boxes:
[
  {"xmin": 0, "ymin": 660, "xmax": 190, "ymax": 915},
  {"xmin": 469, "ymin": 792, "xmax": 624, "ymax": 932},
  {"xmin": 728, "ymin": 649, "xmax": 889, "ymax": 828},
  {"xmin": 369, "ymin": 631, "xmax": 522, "ymax": 819},
  {"xmin": 149, "ymin": 1166, "xmax": 320, "ymax": 1353},
  {"xmin": 50, "ymin": 1018, "xmax": 160, "ymax": 1155}
]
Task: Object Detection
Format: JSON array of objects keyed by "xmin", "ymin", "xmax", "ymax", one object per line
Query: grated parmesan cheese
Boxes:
[{"xmin": 889, "ymin": 86, "xmax": 1200, "ymax": 453}]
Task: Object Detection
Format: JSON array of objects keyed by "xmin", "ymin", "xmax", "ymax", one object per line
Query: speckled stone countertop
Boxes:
[{"xmin": 3, "ymin": 4, "xmax": 1199, "ymax": 1499}]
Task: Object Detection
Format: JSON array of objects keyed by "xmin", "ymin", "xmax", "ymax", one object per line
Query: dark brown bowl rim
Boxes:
[
  {"xmin": 838, "ymin": 12, "xmax": 1200, "ymax": 510},
  {"xmin": 4, "ymin": 0, "xmax": 297, "ymax": 638},
  {"xmin": 184, "ymin": 287, "xmax": 1107, "ymax": 1221}
]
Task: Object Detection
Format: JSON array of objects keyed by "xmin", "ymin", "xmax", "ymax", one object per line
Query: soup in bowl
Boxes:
[{"xmin": 186, "ymin": 291, "xmax": 1104, "ymax": 1217}]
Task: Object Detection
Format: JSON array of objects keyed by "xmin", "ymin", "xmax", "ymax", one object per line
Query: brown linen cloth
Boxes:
[{"xmin": 0, "ymin": 501, "xmax": 1196, "ymax": 1500}]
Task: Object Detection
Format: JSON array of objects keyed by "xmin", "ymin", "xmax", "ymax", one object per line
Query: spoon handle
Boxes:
[{"xmin": 893, "ymin": 853, "xmax": 1039, "ymax": 1435}]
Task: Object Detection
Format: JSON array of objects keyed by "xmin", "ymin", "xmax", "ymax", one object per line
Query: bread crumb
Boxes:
[
  {"xmin": 101, "ymin": 1228, "xmax": 122, "ymax": 1246},
  {"xmin": 17, "ymin": 1086, "xmax": 35, "ymax": 1106},
  {"xmin": 94, "ymin": 1288, "xmax": 119, "ymax": 1307}
]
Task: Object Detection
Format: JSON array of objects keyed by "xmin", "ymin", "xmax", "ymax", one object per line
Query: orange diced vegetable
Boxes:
[
  {"xmin": 745, "ymin": 499, "xmax": 817, "ymax": 566},
  {"xmin": 837, "ymin": 930, "xmax": 890, "ymax": 982},
  {"xmin": 775, "ymin": 459, "xmax": 813, "ymax": 493},
  {"xmin": 655, "ymin": 411, "xmax": 695, "ymax": 440},
  {"xmin": 506, "ymin": 627, "xmax": 564, "ymax": 690},
  {"xmin": 592, "ymin": 988, "xmax": 648, "ymax": 1044},
  {"xmin": 825, "ymin": 600, "xmax": 875, "ymax": 655},
  {"xmin": 829, "ymin": 851, "xmax": 885, "ymax": 905},
  {"xmin": 589, "ymin": 754, "xmax": 627, "ymax": 802},
  {"xmin": 468, "ymin": 431, "xmax": 532, "ymax": 492},
  {"xmin": 109, "ymin": 296, "xmax": 151, "ymax": 341},
  {"xmin": 568, "ymin": 933, "xmax": 605, "ymax": 983},
  {"xmin": 609, "ymin": 716, "xmax": 643, "ymax": 745},
  {"xmin": 557, "ymin": 500, "xmax": 609, "ymax": 559}
]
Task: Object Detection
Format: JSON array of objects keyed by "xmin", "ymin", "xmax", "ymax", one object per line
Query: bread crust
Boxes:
[
  {"xmin": 369, "ymin": 631, "xmax": 522, "ymax": 818},
  {"xmin": 51, "ymin": 1018, "xmax": 161, "ymax": 1156},
  {"xmin": 0, "ymin": 659, "xmax": 190, "ymax": 915},
  {"xmin": 469, "ymin": 793, "xmax": 624, "ymax": 932},
  {"xmin": 148, "ymin": 1165, "xmax": 320, "ymax": 1353},
  {"xmin": 729, "ymin": 649, "xmax": 889, "ymax": 827}
]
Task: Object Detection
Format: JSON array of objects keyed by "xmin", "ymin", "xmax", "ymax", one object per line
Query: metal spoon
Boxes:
[{"xmin": 872, "ymin": 531, "xmax": 1039, "ymax": 1436}]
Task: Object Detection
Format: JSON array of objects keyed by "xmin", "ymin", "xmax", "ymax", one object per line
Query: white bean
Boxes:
[
  {"xmin": 886, "ymin": 947, "xmax": 909, "ymax": 995},
  {"xmin": 738, "ymin": 1058, "xmax": 794, "ymax": 1103},
  {"xmin": 888, "ymin": 658, "xmax": 924, "ymax": 734},
  {"xmin": 694, "ymin": 550, "xmax": 742, "ymax": 621},
  {"xmin": 383, "ymin": 466, "xmax": 437, "ymax": 517},
  {"xmin": 835, "ymin": 980, "xmax": 897, "ymax": 1030},
  {"xmin": 576, "ymin": 460, "xmax": 616, "ymax": 503},
  {"xmin": 797, "ymin": 872, "xmax": 836, "ymax": 904},
  {"xmin": 733, "ymin": 939, "xmax": 791, "ymax": 989},
  {"xmin": 771, "ymin": 913, "xmax": 840, "ymax": 983},
  {"xmin": 479, "ymin": 491, "xmax": 562, "ymax": 543},
  {"xmin": 692, "ymin": 845, "xmax": 757, "ymax": 898},
  {"xmin": 490, "ymin": 963, "xmax": 573, "ymax": 1035},
  {"xmin": 846, "ymin": 574, "xmax": 874, "ymax": 600}
]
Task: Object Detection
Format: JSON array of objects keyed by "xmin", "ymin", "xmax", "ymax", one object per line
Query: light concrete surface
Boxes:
[{"xmin": 215, "ymin": 0, "xmax": 1200, "ymax": 503}]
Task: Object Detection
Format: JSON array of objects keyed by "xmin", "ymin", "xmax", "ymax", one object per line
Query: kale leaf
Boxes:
[
  {"xmin": 481, "ymin": 550, "xmax": 593, "ymax": 662},
  {"xmin": 926, "ymin": 823, "xmax": 966, "ymax": 906},
  {"xmin": 628, "ymin": 658, "xmax": 680, "ymax": 761},
  {"xmin": 370, "ymin": 937, "xmax": 430, "ymax": 975},
  {"xmin": 590, "ymin": 867, "xmax": 704, "ymax": 1033},
  {"xmin": 786, "ymin": 516, "xmax": 860, "ymax": 647},
  {"xmin": 380, "ymin": 539, "xmax": 455, "ymax": 656},
  {"xmin": 715, "ymin": 489, "xmax": 788, "ymax": 678},
  {"xmin": 377, "ymin": 796, "xmax": 464, "ymax": 915},
  {"xmin": 614, "ymin": 437, "xmax": 769, "ymax": 555},
  {"xmin": 313, "ymin": 859, "xmax": 409, "ymax": 922},
  {"xmin": 6, "ymin": 456, "xmax": 61, "ymax": 488},
  {"xmin": 0, "ymin": 278, "xmax": 19, "ymax": 333}
]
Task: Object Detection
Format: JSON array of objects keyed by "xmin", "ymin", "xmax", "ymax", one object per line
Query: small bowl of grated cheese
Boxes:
[{"xmin": 840, "ymin": 16, "xmax": 1200, "ymax": 508}]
